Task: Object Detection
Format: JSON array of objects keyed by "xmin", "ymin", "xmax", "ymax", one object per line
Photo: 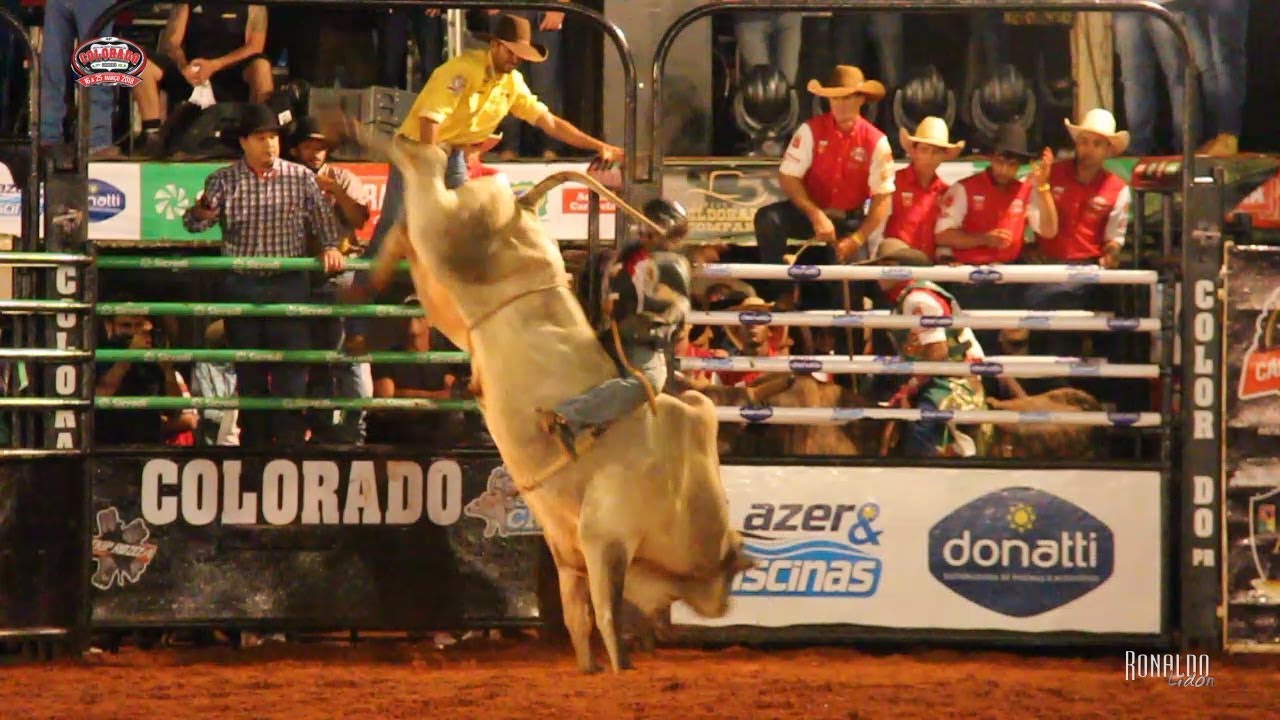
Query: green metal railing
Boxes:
[
  {"xmin": 94, "ymin": 256, "xmax": 412, "ymax": 272},
  {"xmin": 96, "ymin": 349, "xmax": 469, "ymax": 364},
  {"xmin": 97, "ymin": 302, "xmax": 424, "ymax": 318},
  {"xmin": 95, "ymin": 396, "xmax": 479, "ymax": 412}
]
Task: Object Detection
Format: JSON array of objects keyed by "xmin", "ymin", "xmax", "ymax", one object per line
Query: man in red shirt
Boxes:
[
  {"xmin": 752, "ymin": 64, "xmax": 895, "ymax": 306},
  {"xmin": 1025, "ymin": 108, "xmax": 1132, "ymax": 378},
  {"xmin": 879, "ymin": 116, "xmax": 964, "ymax": 262},
  {"xmin": 935, "ymin": 124, "xmax": 1057, "ymax": 348}
]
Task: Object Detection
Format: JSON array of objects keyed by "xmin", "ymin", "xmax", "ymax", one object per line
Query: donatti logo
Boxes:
[
  {"xmin": 928, "ymin": 487, "xmax": 1115, "ymax": 617},
  {"xmin": 1239, "ymin": 286, "xmax": 1280, "ymax": 400}
]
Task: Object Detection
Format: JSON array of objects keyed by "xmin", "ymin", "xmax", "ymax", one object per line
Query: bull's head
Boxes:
[{"xmin": 679, "ymin": 537, "xmax": 759, "ymax": 618}]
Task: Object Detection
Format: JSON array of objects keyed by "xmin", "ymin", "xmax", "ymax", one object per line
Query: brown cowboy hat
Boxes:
[
  {"xmin": 854, "ymin": 237, "xmax": 932, "ymax": 267},
  {"xmin": 476, "ymin": 14, "xmax": 548, "ymax": 63},
  {"xmin": 806, "ymin": 65, "xmax": 886, "ymax": 102}
]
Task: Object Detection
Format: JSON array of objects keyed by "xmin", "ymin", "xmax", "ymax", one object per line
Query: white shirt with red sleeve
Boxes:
[
  {"xmin": 779, "ymin": 113, "xmax": 895, "ymax": 212},
  {"xmin": 935, "ymin": 169, "xmax": 1034, "ymax": 264},
  {"xmin": 899, "ymin": 287, "xmax": 986, "ymax": 359}
]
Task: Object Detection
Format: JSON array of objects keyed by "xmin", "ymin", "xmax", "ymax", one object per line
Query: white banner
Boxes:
[
  {"xmin": 494, "ymin": 162, "xmax": 616, "ymax": 242},
  {"xmin": 672, "ymin": 466, "xmax": 1162, "ymax": 634},
  {"xmin": 0, "ymin": 161, "xmax": 142, "ymax": 240}
]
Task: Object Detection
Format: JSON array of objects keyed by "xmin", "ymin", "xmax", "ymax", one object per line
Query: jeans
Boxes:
[
  {"xmin": 1114, "ymin": 11, "xmax": 1198, "ymax": 153},
  {"xmin": 349, "ymin": 148, "xmax": 467, "ymax": 338},
  {"xmin": 308, "ymin": 271, "xmax": 368, "ymax": 444},
  {"xmin": 752, "ymin": 200, "xmax": 865, "ymax": 305},
  {"xmin": 1183, "ymin": 0, "xmax": 1249, "ymax": 138},
  {"xmin": 221, "ymin": 272, "xmax": 312, "ymax": 449},
  {"xmin": 735, "ymin": 12, "xmax": 802, "ymax": 86},
  {"xmin": 554, "ymin": 342, "xmax": 667, "ymax": 435},
  {"xmin": 495, "ymin": 10, "xmax": 564, "ymax": 156},
  {"xmin": 39, "ymin": 0, "xmax": 115, "ymax": 149},
  {"xmin": 902, "ymin": 396, "xmax": 943, "ymax": 458},
  {"xmin": 376, "ymin": 9, "xmax": 446, "ymax": 90}
]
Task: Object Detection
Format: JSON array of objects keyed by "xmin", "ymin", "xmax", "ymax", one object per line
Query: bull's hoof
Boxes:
[{"xmin": 578, "ymin": 659, "xmax": 603, "ymax": 674}]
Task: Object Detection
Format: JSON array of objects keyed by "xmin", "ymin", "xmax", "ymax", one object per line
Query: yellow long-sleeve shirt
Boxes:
[{"xmin": 397, "ymin": 48, "xmax": 550, "ymax": 146}]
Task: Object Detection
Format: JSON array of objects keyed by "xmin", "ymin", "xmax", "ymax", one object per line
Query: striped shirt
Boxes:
[{"xmin": 183, "ymin": 158, "xmax": 342, "ymax": 260}]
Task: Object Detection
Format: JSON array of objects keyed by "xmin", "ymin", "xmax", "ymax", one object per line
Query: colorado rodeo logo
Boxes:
[{"xmin": 72, "ymin": 36, "xmax": 147, "ymax": 88}]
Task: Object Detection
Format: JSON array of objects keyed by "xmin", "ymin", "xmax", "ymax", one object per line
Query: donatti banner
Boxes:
[{"xmin": 89, "ymin": 454, "xmax": 546, "ymax": 627}]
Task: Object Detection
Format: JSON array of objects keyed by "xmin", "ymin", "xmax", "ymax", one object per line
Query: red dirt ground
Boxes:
[{"xmin": 1, "ymin": 635, "xmax": 1271, "ymax": 719}]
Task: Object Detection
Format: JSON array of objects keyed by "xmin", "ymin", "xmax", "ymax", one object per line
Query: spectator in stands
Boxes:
[
  {"xmin": 39, "ymin": 0, "xmax": 119, "ymax": 159},
  {"xmin": 672, "ymin": 322, "xmax": 727, "ymax": 392},
  {"xmin": 870, "ymin": 239, "xmax": 987, "ymax": 457},
  {"xmin": 368, "ymin": 295, "xmax": 471, "ymax": 446},
  {"xmin": 1188, "ymin": 0, "xmax": 1250, "ymax": 155},
  {"xmin": 347, "ymin": 13, "xmax": 621, "ymax": 351},
  {"xmin": 288, "ymin": 117, "xmax": 372, "ymax": 445},
  {"xmin": 1024, "ymin": 108, "xmax": 1130, "ymax": 364},
  {"xmin": 95, "ymin": 309, "xmax": 198, "ymax": 445},
  {"xmin": 878, "ymin": 116, "xmax": 964, "ymax": 263},
  {"xmin": 752, "ymin": 64, "xmax": 894, "ymax": 307},
  {"xmin": 735, "ymin": 11, "xmax": 802, "ymax": 89},
  {"xmin": 190, "ymin": 320, "xmax": 239, "ymax": 447},
  {"xmin": 1113, "ymin": 1, "xmax": 1199, "ymax": 155},
  {"xmin": 377, "ymin": 7, "xmax": 446, "ymax": 90},
  {"xmin": 182, "ymin": 104, "xmax": 345, "ymax": 449},
  {"xmin": 132, "ymin": 4, "xmax": 273, "ymax": 157},
  {"xmin": 490, "ymin": 4, "xmax": 571, "ymax": 161},
  {"xmin": 935, "ymin": 124, "xmax": 1057, "ymax": 348}
]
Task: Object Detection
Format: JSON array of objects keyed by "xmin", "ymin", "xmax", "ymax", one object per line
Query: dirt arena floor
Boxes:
[{"xmin": 1, "ymin": 633, "xmax": 1272, "ymax": 719}]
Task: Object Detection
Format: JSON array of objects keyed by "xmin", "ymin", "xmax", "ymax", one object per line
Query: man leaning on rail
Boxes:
[
  {"xmin": 343, "ymin": 13, "xmax": 623, "ymax": 352},
  {"xmin": 183, "ymin": 104, "xmax": 346, "ymax": 449}
]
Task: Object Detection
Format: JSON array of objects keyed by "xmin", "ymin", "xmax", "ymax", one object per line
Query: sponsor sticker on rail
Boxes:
[
  {"xmin": 1125, "ymin": 652, "xmax": 1215, "ymax": 687},
  {"xmin": 92, "ymin": 507, "xmax": 158, "ymax": 590}
]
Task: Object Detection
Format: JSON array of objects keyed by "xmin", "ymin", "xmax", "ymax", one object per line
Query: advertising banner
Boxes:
[
  {"xmin": 1223, "ymin": 244, "xmax": 1280, "ymax": 649},
  {"xmin": 90, "ymin": 453, "xmax": 545, "ymax": 627},
  {"xmin": 0, "ymin": 161, "xmax": 141, "ymax": 240},
  {"xmin": 333, "ymin": 162, "xmax": 389, "ymax": 243},
  {"xmin": 139, "ymin": 162, "xmax": 223, "ymax": 242},
  {"xmin": 671, "ymin": 466, "xmax": 1162, "ymax": 634}
]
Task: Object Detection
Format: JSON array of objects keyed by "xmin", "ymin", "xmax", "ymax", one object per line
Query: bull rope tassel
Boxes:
[{"xmin": 611, "ymin": 319, "xmax": 659, "ymax": 414}]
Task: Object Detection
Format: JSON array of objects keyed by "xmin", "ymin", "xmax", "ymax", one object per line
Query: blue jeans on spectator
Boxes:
[
  {"xmin": 735, "ymin": 12, "xmax": 802, "ymax": 85},
  {"xmin": 39, "ymin": 0, "xmax": 115, "ymax": 150},
  {"xmin": 222, "ymin": 272, "xmax": 311, "ymax": 448},
  {"xmin": 309, "ymin": 271, "xmax": 367, "ymax": 444},
  {"xmin": 1183, "ymin": 0, "xmax": 1248, "ymax": 139},
  {"xmin": 349, "ymin": 148, "xmax": 466, "ymax": 338},
  {"xmin": 902, "ymin": 396, "xmax": 943, "ymax": 458},
  {"xmin": 376, "ymin": 9, "xmax": 445, "ymax": 90},
  {"xmin": 1114, "ymin": 10, "xmax": 1199, "ymax": 153},
  {"xmin": 495, "ymin": 10, "xmax": 564, "ymax": 157}
]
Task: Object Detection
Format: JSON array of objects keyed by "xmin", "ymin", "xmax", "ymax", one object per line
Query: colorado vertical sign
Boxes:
[
  {"xmin": 1181, "ymin": 172, "xmax": 1225, "ymax": 650},
  {"xmin": 42, "ymin": 165, "xmax": 91, "ymax": 451}
]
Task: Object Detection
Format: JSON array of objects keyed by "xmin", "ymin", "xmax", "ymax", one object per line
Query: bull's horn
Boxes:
[{"xmin": 518, "ymin": 171, "xmax": 668, "ymax": 239}]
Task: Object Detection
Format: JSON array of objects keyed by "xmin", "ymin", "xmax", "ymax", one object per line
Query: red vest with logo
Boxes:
[
  {"xmin": 883, "ymin": 166, "xmax": 948, "ymax": 261},
  {"xmin": 1036, "ymin": 160, "xmax": 1128, "ymax": 261},
  {"xmin": 801, "ymin": 113, "xmax": 886, "ymax": 212},
  {"xmin": 950, "ymin": 169, "xmax": 1033, "ymax": 265}
]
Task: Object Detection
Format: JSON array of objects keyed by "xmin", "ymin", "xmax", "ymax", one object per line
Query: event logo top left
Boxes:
[{"xmin": 72, "ymin": 36, "xmax": 146, "ymax": 88}]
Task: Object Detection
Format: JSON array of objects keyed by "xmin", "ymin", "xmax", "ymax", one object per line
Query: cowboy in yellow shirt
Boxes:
[{"xmin": 348, "ymin": 13, "xmax": 622, "ymax": 348}]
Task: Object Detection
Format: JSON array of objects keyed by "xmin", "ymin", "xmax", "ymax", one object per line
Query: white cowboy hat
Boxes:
[
  {"xmin": 1064, "ymin": 108, "xmax": 1130, "ymax": 155},
  {"xmin": 899, "ymin": 116, "xmax": 965, "ymax": 159}
]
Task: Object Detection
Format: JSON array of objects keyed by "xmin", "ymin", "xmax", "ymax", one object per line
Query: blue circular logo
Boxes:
[
  {"xmin": 968, "ymin": 268, "xmax": 1004, "ymax": 284},
  {"xmin": 970, "ymin": 362, "xmax": 1004, "ymax": 376},
  {"xmin": 788, "ymin": 265, "xmax": 822, "ymax": 280},
  {"xmin": 738, "ymin": 311, "xmax": 772, "ymax": 326},
  {"xmin": 789, "ymin": 358, "xmax": 823, "ymax": 372},
  {"xmin": 740, "ymin": 406, "xmax": 774, "ymax": 423},
  {"xmin": 919, "ymin": 316, "xmax": 954, "ymax": 328}
]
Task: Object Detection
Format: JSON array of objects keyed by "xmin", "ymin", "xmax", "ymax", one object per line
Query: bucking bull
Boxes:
[{"xmin": 348, "ymin": 129, "xmax": 753, "ymax": 674}]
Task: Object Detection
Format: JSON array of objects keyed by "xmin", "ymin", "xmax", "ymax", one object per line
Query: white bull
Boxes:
[{"xmin": 358, "ymin": 132, "xmax": 754, "ymax": 673}]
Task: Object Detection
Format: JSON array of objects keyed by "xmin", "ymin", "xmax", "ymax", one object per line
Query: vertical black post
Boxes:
[
  {"xmin": 1179, "ymin": 164, "xmax": 1225, "ymax": 651},
  {"xmin": 587, "ymin": 190, "xmax": 601, "ymax": 323}
]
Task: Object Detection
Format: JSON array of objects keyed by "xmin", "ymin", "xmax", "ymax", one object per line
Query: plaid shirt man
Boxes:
[{"xmin": 183, "ymin": 158, "xmax": 341, "ymax": 260}]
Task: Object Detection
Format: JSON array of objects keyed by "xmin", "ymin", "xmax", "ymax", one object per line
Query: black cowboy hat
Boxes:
[
  {"xmin": 238, "ymin": 103, "xmax": 286, "ymax": 138},
  {"xmin": 979, "ymin": 123, "xmax": 1035, "ymax": 162},
  {"xmin": 289, "ymin": 116, "xmax": 332, "ymax": 148}
]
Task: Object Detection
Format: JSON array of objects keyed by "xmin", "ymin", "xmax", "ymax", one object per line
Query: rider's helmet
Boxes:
[{"xmin": 642, "ymin": 198, "xmax": 690, "ymax": 242}]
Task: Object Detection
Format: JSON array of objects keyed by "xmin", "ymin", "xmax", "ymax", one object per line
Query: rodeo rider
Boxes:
[{"xmin": 536, "ymin": 199, "xmax": 694, "ymax": 458}]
